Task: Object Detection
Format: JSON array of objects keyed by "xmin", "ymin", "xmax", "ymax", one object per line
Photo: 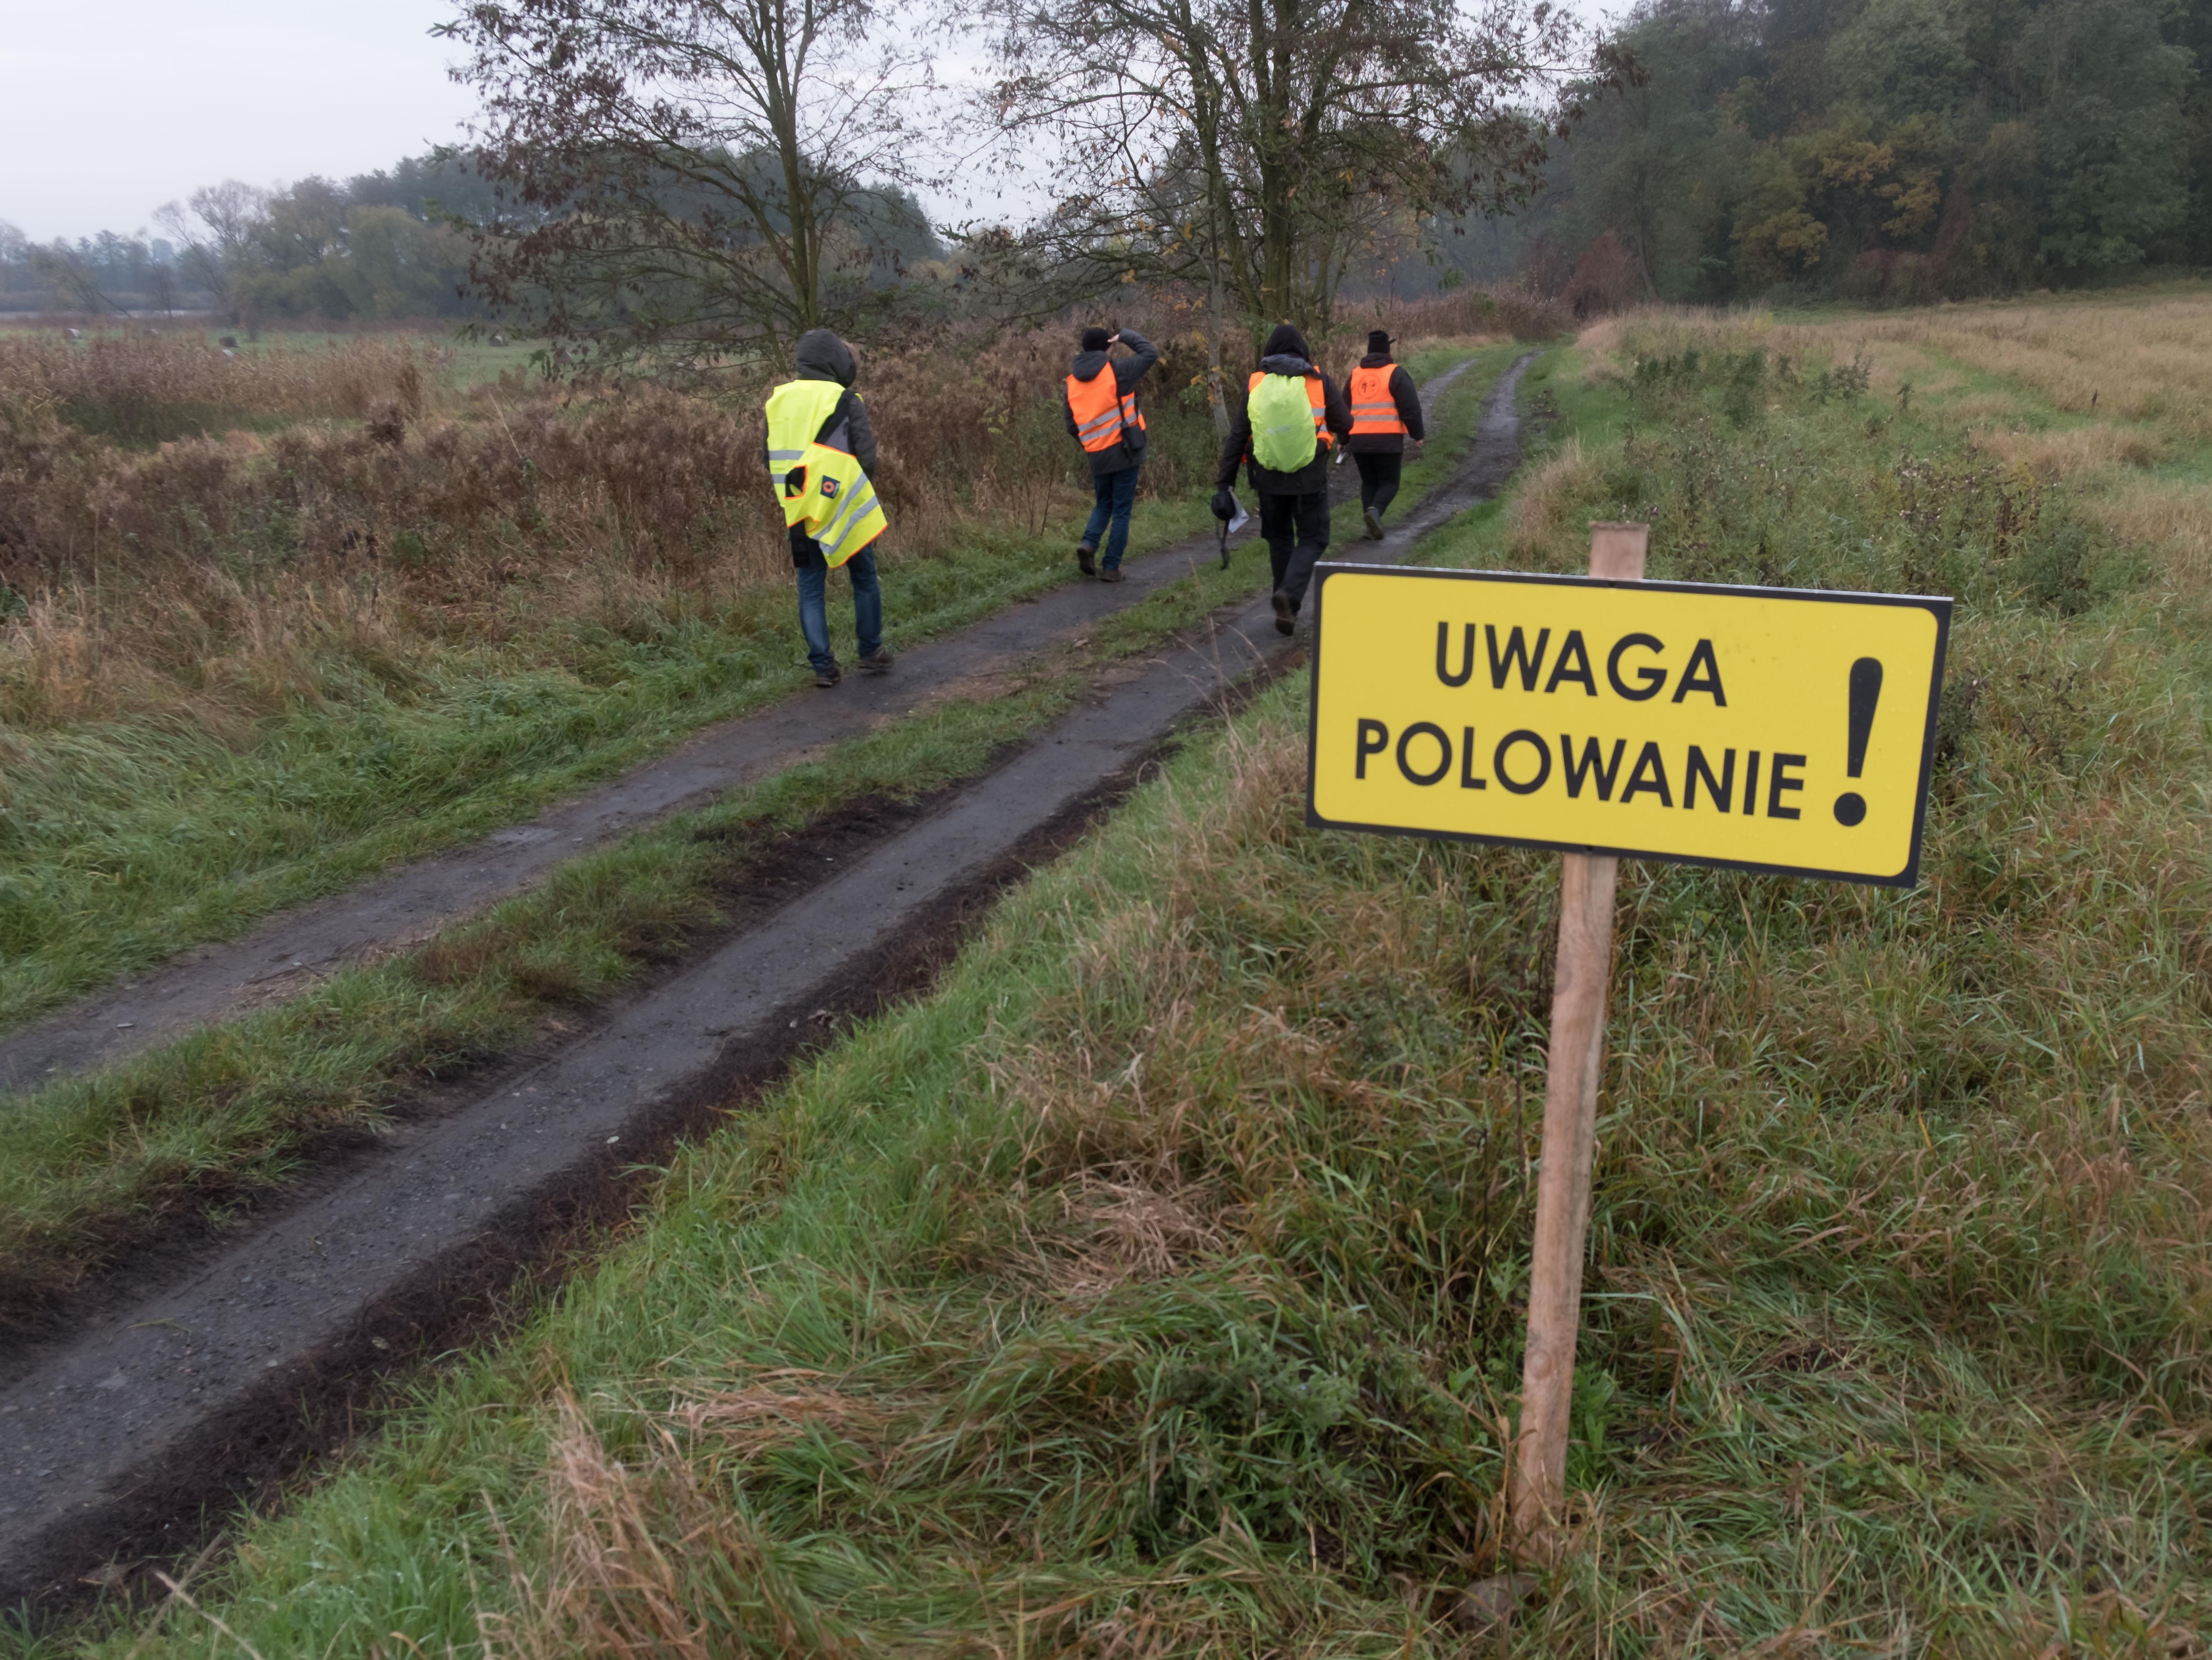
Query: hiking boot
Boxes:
[
  {"xmin": 1271, "ymin": 590, "xmax": 1296, "ymax": 636},
  {"xmin": 1363, "ymin": 506, "xmax": 1385, "ymax": 541},
  {"xmin": 1099, "ymin": 567, "xmax": 1125, "ymax": 583},
  {"xmin": 1076, "ymin": 543, "xmax": 1097, "ymax": 577},
  {"xmin": 859, "ymin": 649, "xmax": 895, "ymax": 675},
  {"xmin": 814, "ymin": 663, "xmax": 842, "ymax": 688}
]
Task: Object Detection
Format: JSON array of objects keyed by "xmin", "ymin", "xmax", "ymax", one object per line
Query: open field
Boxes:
[
  {"xmin": 12, "ymin": 289, "xmax": 2211, "ymax": 1655},
  {"xmin": 0, "ymin": 318, "xmax": 540, "ymax": 390}
]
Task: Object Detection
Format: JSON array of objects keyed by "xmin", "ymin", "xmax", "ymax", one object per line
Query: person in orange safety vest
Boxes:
[
  {"xmin": 1346, "ymin": 329, "xmax": 1426, "ymax": 541},
  {"xmin": 1062, "ymin": 325, "xmax": 1160, "ymax": 581}
]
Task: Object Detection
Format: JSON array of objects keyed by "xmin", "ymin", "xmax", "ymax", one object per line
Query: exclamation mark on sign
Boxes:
[{"xmin": 1833, "ymin": 657, "xmax": 1883, "ymax": 827}]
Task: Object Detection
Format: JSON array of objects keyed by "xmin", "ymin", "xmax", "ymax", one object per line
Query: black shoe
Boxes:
[
  {"xmin": 1099, "ymin": 567, "xmax": 1125, "ymax": 583},
  {"xmin": 1271, "ymin": 590, "xmax": 1296, "ymax": 636},
  {"xmin": 1363, "ymin": 506, "xmax": 1385, "ymax": 541},
  {"xmin": 814, "ymin": 664, "xmax": 842, "ymax": 688},
  {"xmin": 859, "ymin": 649, "xmax": 895, "ymax": 675},
  {"xmin": 1076, "ymin": 543, "xmax": 1097, "ymax": 577}
]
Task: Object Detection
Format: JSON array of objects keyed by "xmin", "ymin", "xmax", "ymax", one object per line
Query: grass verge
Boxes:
[
  {"xmin": 16, "ymin": 308, "xmax": 2212, "ymax": 1655},
  {"xmin": 0, "ymin": 350, "xmax": 1518, "ymax": 1322}
]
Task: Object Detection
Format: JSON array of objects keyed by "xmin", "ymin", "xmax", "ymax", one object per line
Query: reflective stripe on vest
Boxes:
[
  {"xmin": 1066, "ymin": 365, "xmax": 1146, "ymax": 454},
  {"xmin": 1245, "ymin": 369, "xmax": 1335, "ymax": 454},
  {"xmin": 1348, "ymin": 364, "xmax": 1406, "ymax": 436},
  {"xmin": 764, "ymin": 378, "xmax": 888, "ymax": 568}
]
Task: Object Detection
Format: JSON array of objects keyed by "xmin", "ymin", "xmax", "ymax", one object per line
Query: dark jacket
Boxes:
[
  {"xmin": 1061, "ymin": 328, "xmax": 1160, "ymax": 477},
  {"xmin": 764, "ymin": 327, "xmax": 878, "ymax": 477},
  {"xmin": 1345, "ymin": 354, "xmax": 1426, "ymax": 454},
  {"xmin": 1215, "ymin": 352, "xmax": 1353, "ymax": 496}
]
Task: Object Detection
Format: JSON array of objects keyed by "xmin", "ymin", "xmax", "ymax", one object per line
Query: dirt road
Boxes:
[
  {"xmin": 0, "ymin": 355, "xmax": 1533, "ymax": 1607},
  {"xmin": 0, "ymin": 358, "xmax": 1495, "ymax": 1098}
]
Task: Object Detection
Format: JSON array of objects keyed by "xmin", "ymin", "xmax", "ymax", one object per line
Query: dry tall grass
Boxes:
[
  {"xmin": 0, "ymin": 324, "xmax": 1227, "ymax": 728},
  {"xmin": 1578, "ymin": 296, "xmax": 2212, "ymax": 589},
  {"xmin": 0, "ymin": 333, "xmax": 449, "ymax": 441},
  {"xmin": 0, "ymin": 296, "xmax": 1538, "ymax": 732},
  {"xmin": 1773, "ymin": 290, "xmax": 2212, "ymax": 438}
]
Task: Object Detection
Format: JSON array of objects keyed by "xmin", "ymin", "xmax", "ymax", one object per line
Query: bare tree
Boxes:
[
  {"xmin": 981, "ymin": 0, "xmax": 1623, "ymax": 347},
  {"xmin": 154, "ymin": 181, "xmax": 272, "ymax": 320},
  {"xmin": 441, "ymin": 0, "xmax": 940, "ymax": 366},
  {"xmin": 29, "ymin": 242, "xmax": 110, "ymax": 315}
]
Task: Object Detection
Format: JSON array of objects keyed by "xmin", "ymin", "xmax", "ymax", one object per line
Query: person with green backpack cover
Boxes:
[{"xmin": 1214, "ymin": 323, "xmax": 1352, "ymax": 634}]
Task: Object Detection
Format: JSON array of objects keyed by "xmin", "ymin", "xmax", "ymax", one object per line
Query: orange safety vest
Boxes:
[
  {"xmin": 1348, "ymin": 364, "xmax": 1406, "ymax": 436},
  {"xmin": 1067, "ymin": 366, "xmax": 1146, "ymax": 454},
  {"xmin": 1245, "ymin": 369, "xmax": 1336, "ymax": 452}
]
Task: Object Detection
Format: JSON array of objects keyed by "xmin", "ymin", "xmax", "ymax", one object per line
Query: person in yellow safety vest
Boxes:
[
  {"xmin": 1346, "ymin": 329, "xmax": 1426, "ymax": 541},
  {"xmin": 1061, "ymin": 324, "xmax": 1160, "ymax": 581},
  {"xmin": 1213, "ymin": 322, "xmax": 1352, "ymax": 635},
  {"xmin": 762, "ymin": 329, "xmax": 893, "ymax": 688}
]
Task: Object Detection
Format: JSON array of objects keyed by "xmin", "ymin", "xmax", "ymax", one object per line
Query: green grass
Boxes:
[
  {"xmin": 17, "ymin": 318, "xmax": 2212, "ymax": 1656},
  {"xmin": 0, "ymin": 350, "xmax": 1517, "ymax": 1318}
]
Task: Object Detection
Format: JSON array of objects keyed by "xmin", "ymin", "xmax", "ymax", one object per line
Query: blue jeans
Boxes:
[
  {"xmin": 1081, "ymin": 465, "xmax": 1140, "ymax": 570},
  {"xmin": 796, "ymin": 545, "xmax": 882, "ymax": 675}
]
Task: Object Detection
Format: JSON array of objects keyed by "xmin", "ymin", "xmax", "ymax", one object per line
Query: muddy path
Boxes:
[
  {"xmin": 0, "ymin": 358, "xmax": 1496, "ymax": 1100},
  {"xmin": 0, "ymin": 354, "xmax": 1532, "ymax": 1610}
]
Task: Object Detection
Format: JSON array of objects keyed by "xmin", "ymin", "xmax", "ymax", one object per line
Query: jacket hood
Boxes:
[
  {"xmin": 794, "ymin": 328, "xmax": 856, "ymax": 387},
  {"xmin": 1069, "ymin": 350, "xmax": 1111, "ymax": 381},
  {"xmin": 1262, "ymin": 322, "xmax": 1310, "ymax": 360},
  {"xmin": 1358, "ymin": 352, "xmax": 1395, "ymax": 368},
  {"xmin": 1258, "ymin": 352, "xmax": 1313, "ymax": 377}
]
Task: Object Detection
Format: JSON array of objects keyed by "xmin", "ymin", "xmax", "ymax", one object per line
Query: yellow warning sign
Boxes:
[{"xmin": 1306, "ymin": 566, "xmax": 1951, "ymax": 885}]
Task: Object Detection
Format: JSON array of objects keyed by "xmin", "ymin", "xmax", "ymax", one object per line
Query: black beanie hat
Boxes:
[
  {"xmin": 1367, "ymin": 329, "xmax": 1392, "ymax": 354},
  {"xmin": 1262, "ymin": 322, "xmax": 1309, "ymax": 360},
  {"xmin": 1081, "ymin": 326, "xmax": 1111, "ymax": 351}
]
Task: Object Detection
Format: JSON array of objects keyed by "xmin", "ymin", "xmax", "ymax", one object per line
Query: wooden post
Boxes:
[{"xmin": 1509, "ymin": 521, "xmax": 1648, "ymax": 1564}]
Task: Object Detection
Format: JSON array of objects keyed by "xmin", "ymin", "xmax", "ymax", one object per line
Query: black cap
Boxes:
[
  {"xmin": 1081, "ymin": 326, "xmax": 1111, "ymax": 351},
  {"xmin": 1367, "ymin": 329, "xmax": 1392, "ymax": 354}
]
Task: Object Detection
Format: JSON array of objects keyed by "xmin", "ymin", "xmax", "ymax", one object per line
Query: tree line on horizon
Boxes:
[
  {"xmin": 1516, "ymin": 0, "xmax": 2212, "ymax": 306},
  {"xmin": 0, "ymin": 154, "xmax": 945, "ymax": 331},
  {"xmin": 6, "ymin": 0, "xmax": 2207, "ymax": 345}
]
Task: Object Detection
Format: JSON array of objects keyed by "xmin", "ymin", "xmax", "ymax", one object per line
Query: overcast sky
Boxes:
[
  {"xmin": 1, "ymin": 0, "xmax": 477, "ymax": 242},
  {"xmin": 2, "ymin": 0, "xmax": 1623, "ymax": 245}
]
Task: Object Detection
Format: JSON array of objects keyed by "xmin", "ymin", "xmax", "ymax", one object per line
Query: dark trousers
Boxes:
[
  {"xmin": 1354, "ymin": 450, "xmax": 1403, "ymax": 519},
  {"xmin": 1260, "ymin": 490, "xmax": 1331, "ymax": 611},
  {"xmin": 1080, "ymin": 464, "xmax": 1140, "ymax": 570}
]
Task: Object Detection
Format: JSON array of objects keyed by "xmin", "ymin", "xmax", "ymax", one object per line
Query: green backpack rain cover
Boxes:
[{"xmin": 1248, "ymin": 372, "xmax": 1318, "ymax": 472}]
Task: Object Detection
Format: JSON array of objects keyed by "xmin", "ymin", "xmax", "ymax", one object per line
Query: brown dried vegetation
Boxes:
[{"xmin": 0, "ymin": 324, "xmax": 1230, "ymax": 729}]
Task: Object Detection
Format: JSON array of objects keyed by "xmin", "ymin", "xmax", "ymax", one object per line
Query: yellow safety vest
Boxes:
[{"xmin": 764, "ymin": 379, "xmax": 888, "ymax": 568}]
